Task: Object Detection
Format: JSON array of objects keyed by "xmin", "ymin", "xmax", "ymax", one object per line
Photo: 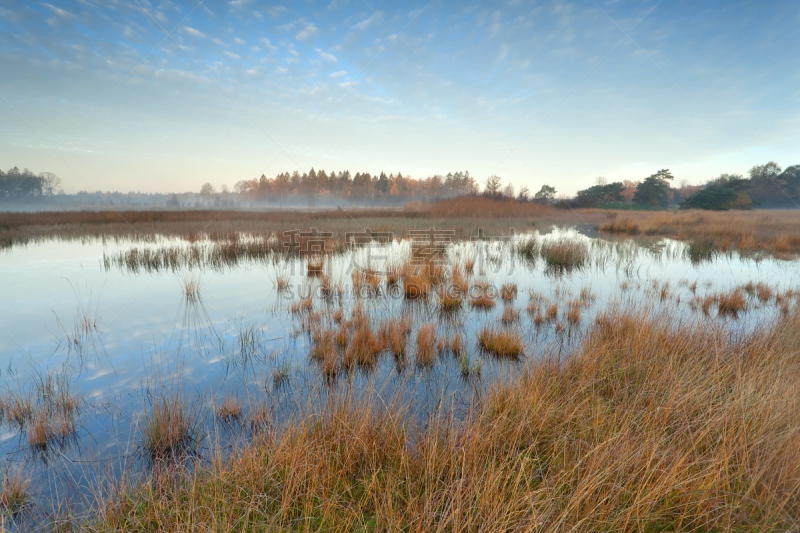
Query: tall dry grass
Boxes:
[
  {"xmin": 98, "ymin": 310, "xmax": 800, "ymax": 531},
  {"xmin": 97, "ymin": 310, "xmax": 800, "ymax": 531}
]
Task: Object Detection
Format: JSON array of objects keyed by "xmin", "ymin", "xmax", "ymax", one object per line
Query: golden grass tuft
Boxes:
[
  {"xmin": 415, "ymin": 323, "xmax": 437, "ymax": 366},
  {"xmin": 402, "ymin": 263, "xmax": 431, "ymax": 300},
  {"xmin": 141, "ymin": 394, "xmax": 197, "ymax": 460},
  {"xmin": 0, "ymin": 471, "xmax": 30, "ymax": 516},
  {"xmin": 566, "ymin": 299, "xmax": 582, "ymax": 324},
  {"xmin": 6, "ymin": 394, "xmax": 32, "ymax": 428},
  {"xmin": 540, "ymin": 238, "xmax": 589, "ymax": 270},
  {"xmin": 275, "ymin": 273, "xmax": 290, "ymax": 291},
  {"xmin": 27, "ymin": 410, "xmax": 52, "ymax": 449},
  {"xmin": 717, "ymin": 288, "xmax": 747, "ymax": 317},
  {"xmin": 306, "ymin": 255, "xmax": 325, "ymax": 277},
  {"xmin": 379, "ymin": 318, "xmax": 411, "ymax": 362},
  {"xmin": 290, "ymin": 296, "xmax": 313, "ymax": 314},
  {"xmin": 215, "ymin": 397, "xmax": 243, "ymax": 422},
  {"xmin": 500, "ymin": 306, "xmax": 520, "ymax": 325},
  {"xmin": 345, "ymin": 321, "xmax": 384, "ymax": 368},
  {"xmin": 470, "ymin": 281, "xmax": 496, "ymax": 310},
  {"xmin": 477, "ymin": 326, "xmax": 524, "ymax": 358},
  {"xmin": 500, "ymin": 282, "xmax": 518, "ymax": 302}
]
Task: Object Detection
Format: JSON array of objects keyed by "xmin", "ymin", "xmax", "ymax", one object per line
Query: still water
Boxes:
[{"xmin": 0, "ymin": 227, "xmax": 798, "ymax": 517}]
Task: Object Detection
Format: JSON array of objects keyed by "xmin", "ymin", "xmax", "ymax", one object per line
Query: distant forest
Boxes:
[{"xmin": 1, "ymin": 162, "xmax": 798, "ymax": 211}]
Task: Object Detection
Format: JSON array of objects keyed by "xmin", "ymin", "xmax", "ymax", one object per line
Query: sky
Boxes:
[{"xmin": 1, "ymin": 0, "xmax": 799, "ymax": 196}]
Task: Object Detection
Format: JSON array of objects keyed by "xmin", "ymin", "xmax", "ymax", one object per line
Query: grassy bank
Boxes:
[
  {"xmin": 600, "ymin": 209, "xmax": 800, "ymax": 258},
  {"xmin": 93, "ymin": 310, "xmax": 800, "ymax": 531}
]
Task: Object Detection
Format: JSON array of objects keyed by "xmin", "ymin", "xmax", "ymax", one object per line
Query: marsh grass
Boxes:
[
  {"xmin": 378, "ymin": 318, "xmax": 411, "ymax": 363},
  {"xmin": 0, "ymin": 471, "xmax": 30, "ymax": 516},
  {"xmin": 215, "ymin": 397, "xmax": 243, "ymax": 422},
  {"xmin": 275, "ymin": 273, "xmax": 290, "ymax": 291},
  {"xmin": 717, "ymin": 289, "xmax": 747, "ymax": 317},
  {"xmin": 601, "ymin": 210, "xmax": 800, "ymax": 258},
  {"xmin": 5, "ymin": 394, "xmax": 32, "ymax": 429},
  {"xmin": 477, "ymin": 326, "xmax": 524, "ymax": 358},
  {"xmin": 470, "ymin": 280, "xmax": 496, "ymax": 310},
  {"xmin": 566, "ymin": 299, "xmax": 583, "ymax": 325},
  {"xmin": 402, "ymin": 265, "xmax": 431, "ymax": 300},
  {"xmin": 516, "ymin": 235, "xmax": 538, "ymax": 259},
  {"xmin": 140, "ymin": 394, "xmax": 198, "ymax": 461},
  {"xmin": 415, "ymin": 323, "xmax": 437, "ymax": 367},
  {"xmin": 345, "ymin": 321, "xmax": 384, "ymax": 369},
  {"xmin": 290, "ymin": 296, "xmax": 313, "ymax": 314},
  {"xmin": 540, "ymin": 238, "xmax": 589, "ymax": 271},
  {"xmin": 500, "ymin": 282, "xmax": 518, "ymax": 302},
  {"xmin": 437, "ymin": 286, "xmax": 463, "ymax": 314},
  {"xmin": 90, "ymin": 309, "xmax": 800, "ymax": 531},
  {"xmin": 500, "ymin": 306, "xmax": 520, "ymax": 325}
]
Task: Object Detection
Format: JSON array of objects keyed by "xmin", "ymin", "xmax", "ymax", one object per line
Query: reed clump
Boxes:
[
  {"xmin": 215, "ymin": 397, "xmax": 243, "ymax": 422},
  {"xmin": 470, "ymin": 281, "xmax": 496, "ymax": 310},
  {"xmin": 379, "ymin": 318, "xmax": 411, "ymax": 362},
  {"xmin": 717, "ymin": 288, "xmax": 747, "ymax": 317},
  {"xmin": 540, "ymin": 238, "xmax": 589, "ymax": 270},
  {"xmin": 0, "ymin": 471, "xmax": 30, "ymax": 516},
  {"xmin": 500, "ymin": 306, "xmax": 520, "ymax": 325},
  {"xmin": 141, "ymin": 394, "xmax": 198, "ymax": 460},
  {"xmin": 415, "ymin": 323, "xmax": 437, "ymax": 366},
  {"xmin": 306, "ymin": 255, "xmax": 325, "ymax": 277},
  {"xmin": 344, "ymin": 321, "xmax": 384, "ymax": 369},
  {"xmin": 500, "ymin": 282, "xmax": 518, "ymax": 302},
  {"xmin": 402, "ymin": 263, "xmax": 431, "ymax": 300},
  {"xmin": 477, "ymin": 326, "xmax": 524, "ymax": 358}
]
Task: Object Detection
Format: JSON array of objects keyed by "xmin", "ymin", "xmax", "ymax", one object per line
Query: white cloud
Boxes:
[
  {"xmin": 497, "ymin": 44, "xmax": 508, "ymax": 62},
  {"xmin": 320, "ymin": 52, "xmax": 337, "ymax": 62},
  {"xmin": 296, "ymin": 23, "xmax": 318, "ymax": 40},
  {"xmin": 353, "ymin": 12, "xmax": 381, "ymax": 31},
  {"xmin": 42, "ymin": 3, "xmax": 76, "ymax": 19},
  {"xmin": 265, "ymin": 5, "xmax": 287, "ymax": 17},
  {"xmin": 233, "ymin": 37, "xmax": 246, "ymax": 45},
  {"xmin": 259, "ymin": 37, "xmax": 277, "ymax": 52},
  {"xmin": 275, "ymin": 66, "xmax": 288, "ymax": 74},
  {"xmin": 330, "ymin": 70, "xmax": 347, "ymax": 78},
  {"xmin": 223, "ymin": 51, "xmax": 241, "ymax": 59},
  {"xmin": 228, "ymin": 0, "xmax": 254, "ymax": 7},
  {"xmin": 183, "ymin": 26, "xmax": 206, "ymax": 38}
]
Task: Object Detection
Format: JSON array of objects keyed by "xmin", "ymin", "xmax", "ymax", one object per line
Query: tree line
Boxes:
[
  {"xmin": 5, "ymin": 161, "xmax": 798, "ymax": 211},
  {"xmin": 230, "ymin": 170, "xmax": 482, "ymax": 204},
  {"xmin": 0, "ymin": 167, "xmax": 62, "ymax": 199},
  {"xmin": 564, "ymin": 162, "xmax": 800, "ymax": 210}
]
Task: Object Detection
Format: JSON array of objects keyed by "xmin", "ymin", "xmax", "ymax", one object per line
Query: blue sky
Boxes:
[{"xmin": 1, "ymin": 0, "xmax": 798, "ymax": 195}]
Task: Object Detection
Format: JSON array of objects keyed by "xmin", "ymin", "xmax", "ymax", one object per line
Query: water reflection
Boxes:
[{"xmin": 0, "ymin": 228, "xmax": 798, "ymax": 520}]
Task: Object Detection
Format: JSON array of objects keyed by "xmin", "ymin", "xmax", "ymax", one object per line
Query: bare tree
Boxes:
[
  {"xmin": 39, "ymin": 172, "xmax": 62, "ymax": 196},
  {"xmin": 485, "ymin": 175, "xmax": 502, "ymax": 196}
]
